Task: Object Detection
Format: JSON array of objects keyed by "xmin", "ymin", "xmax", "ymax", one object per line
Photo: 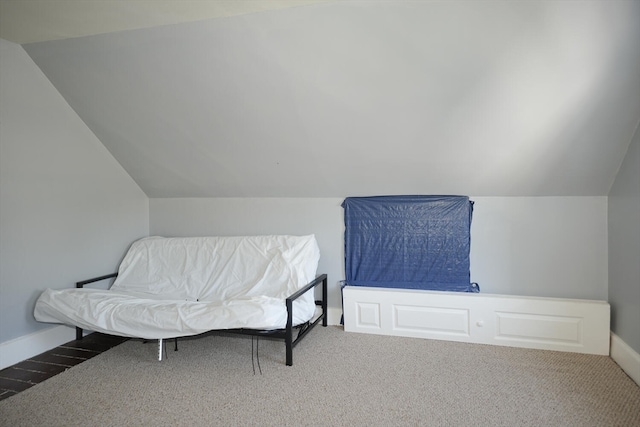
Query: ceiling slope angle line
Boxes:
[{"xmin": 0, "ymin": 0, "xmax": 335, "ymax": 44}]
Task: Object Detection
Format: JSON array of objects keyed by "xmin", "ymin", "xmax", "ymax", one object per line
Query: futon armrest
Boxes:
[
  {"xmin": 282, "ymin": 274, "xmax": 328, "ymax": 365},
  {"xmin": 74, "ymin": 273, "xmax": 118, "ymax": 341},
  {"xmin": 286, "ymin": 274, "xmax": 327, "ymax": 302},
  {"xmin": 76, "ymin": 273, "xmax": 118, "ymax": 289},
  {"xmin": 285, "ymin": 273, "xmax": 328, "ymax": 328}
]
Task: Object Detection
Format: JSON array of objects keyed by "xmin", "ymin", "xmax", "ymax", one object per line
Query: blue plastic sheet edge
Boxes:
[{"xmin": 344, "ymin": 281, "xmax": 480, "ymax": 292}]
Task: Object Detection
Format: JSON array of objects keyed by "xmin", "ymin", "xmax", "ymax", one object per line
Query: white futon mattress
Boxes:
[{"xmin": 34, "ymin": 235, "xmax": 320, "ymax": 339}]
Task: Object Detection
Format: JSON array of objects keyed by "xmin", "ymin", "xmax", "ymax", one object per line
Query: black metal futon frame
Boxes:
[{"xmin": 74, "ymin": 273, "xmax": 328, "ymax": 366}]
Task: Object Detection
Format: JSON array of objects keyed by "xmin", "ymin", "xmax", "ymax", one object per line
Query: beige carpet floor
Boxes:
[{"xmin": 1, "ymin": 326, "xmax": 639, "ymax": 426}]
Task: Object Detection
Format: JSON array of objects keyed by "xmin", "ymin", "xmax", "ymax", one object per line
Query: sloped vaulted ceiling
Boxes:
[{"xmin": 16, "ymin": 1, "xmax": 640, "ymax": 197}]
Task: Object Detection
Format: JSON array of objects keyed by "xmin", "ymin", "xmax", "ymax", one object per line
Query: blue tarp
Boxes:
[{"xmin": 342, "ymin": 195, "xmax": 478, "ymax": 293}]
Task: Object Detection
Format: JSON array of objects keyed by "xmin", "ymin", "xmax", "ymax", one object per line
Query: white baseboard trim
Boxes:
[
  {"xmin": 326, "ymin": 307, "xmax": 342, "ymax": 326},
  {"xmin": 0, "ymin": 325, "xmax": 76, "ymax": 370},
  {"xmin": 610, "ymin": 332, "xmax": 640, "ymax": 386}
]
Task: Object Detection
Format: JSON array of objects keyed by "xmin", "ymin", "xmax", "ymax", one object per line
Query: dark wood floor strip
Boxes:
[
  {"xmin": 0, "ymin": 333, "xmax": 127, "ymax": 401},
  {"xmin": 0, "ymin": 367, "xmax": 53, "ymax": 383},
  {"xmin": 13, "ymin": 360, "xmax": 68, "ymax": 374},
  {"xmin": 0, "ymin": 377, "xmax": 36, "ymax": 392},
  {"xmin": 0, "ymin": 389, "xmax": 18, "ymax": 399}
]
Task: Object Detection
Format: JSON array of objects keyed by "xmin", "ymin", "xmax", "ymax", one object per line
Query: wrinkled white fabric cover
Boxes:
[{"xmin": 34, "ymin": 235, "xmax": 320, "ymax": 339}]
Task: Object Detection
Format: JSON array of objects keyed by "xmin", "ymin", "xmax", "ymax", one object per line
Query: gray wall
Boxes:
[
  {"xmin": 150, "ymin": 196, "xmax": 608, "ymax": 320},
  {"xmin": 608, "ymin": 129, "xmax": 640, "ymax": 353},
  {"xmin": 0, "ymin": 39, "xmax": 149, "ymax": 345}
]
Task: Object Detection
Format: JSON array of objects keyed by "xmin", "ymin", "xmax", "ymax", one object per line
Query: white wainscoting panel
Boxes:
[{"xmin": 343, "ymin": 286, "xmax": 610, "ymax": 355}]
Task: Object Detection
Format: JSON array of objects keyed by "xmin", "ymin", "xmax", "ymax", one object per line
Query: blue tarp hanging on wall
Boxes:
[{"xmin": 342, "ymin": 195, "xmax": 478, "ymax": 293}]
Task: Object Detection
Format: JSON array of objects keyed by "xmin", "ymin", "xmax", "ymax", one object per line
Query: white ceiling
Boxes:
[{"xmin": 6, "ymin": 0, "xmax": 640, "ymax": 197}]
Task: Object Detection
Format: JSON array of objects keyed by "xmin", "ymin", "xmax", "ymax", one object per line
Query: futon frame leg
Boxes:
[
  {"xmin": 285, "ymin": 338, "xmax": 293, "ymax": 366},
  {"xmin": 285, "ymin": 299, "xmax": 293, "ymax": 366}
]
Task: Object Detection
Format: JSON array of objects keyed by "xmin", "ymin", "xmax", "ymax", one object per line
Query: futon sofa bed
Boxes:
[{"xmin": 34, "ymin": 234, "xmax": 327, "ymax": 365}]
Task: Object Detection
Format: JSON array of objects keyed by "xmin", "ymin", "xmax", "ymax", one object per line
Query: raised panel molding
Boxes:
[
  {"xmin": 495, "ymin": 312, "xmax": 582, "ymax": 346},
  {"xmin": 394, "ymin": 305, "xmax": 470, "ymax": 336},
  {"xmin": 355, "ymin": 302, "xmax": 381, "ymax": 329}
]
